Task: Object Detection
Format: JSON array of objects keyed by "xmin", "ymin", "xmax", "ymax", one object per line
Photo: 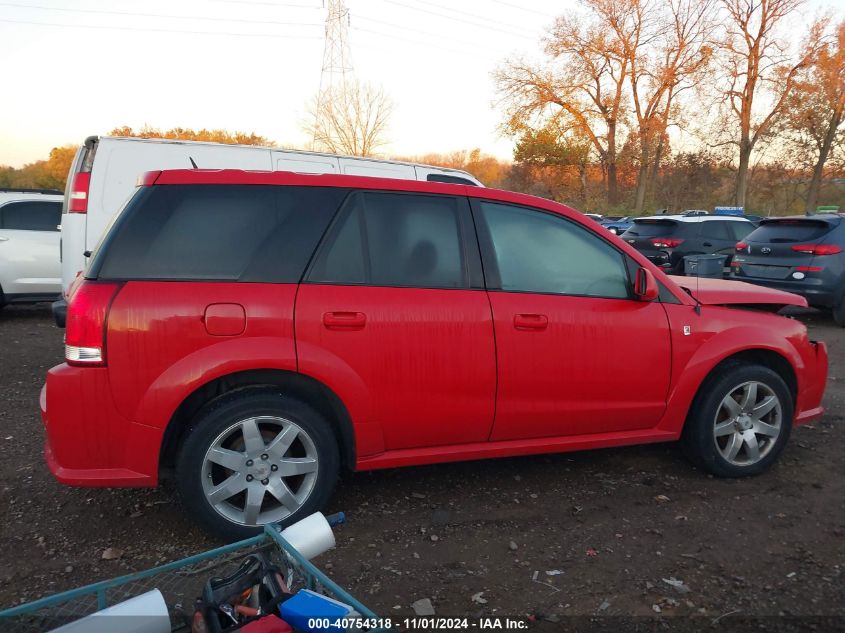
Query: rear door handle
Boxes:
[
  {"xmin": 323, "ymin": 311, "xmax": 366, "ymax": 330},
  {"xmin": 514, "ymin": 313, "xmax": 548, "ymax": 330},
  {"xmin": 0, "ymin": 236, "xmax": 8, "ymax": 242},
  {"xmin": 703, "ymin": 242, "xmax": 713, "ymax": 247}
]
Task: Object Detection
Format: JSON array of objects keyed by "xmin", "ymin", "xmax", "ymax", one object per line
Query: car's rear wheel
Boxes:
[
  {"xmin": 832, "ymin": 295, "xmax": 845, "ymax": 327},
  {"xmin": 682, "ymin": 363, "xmax": 792, "ymax": 477},
  {"xmin": 176, "ymin": 389, "xmax": 339, "ymax": 541}
]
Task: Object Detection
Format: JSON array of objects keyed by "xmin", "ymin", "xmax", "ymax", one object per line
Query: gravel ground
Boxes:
[{"xmin": 0, "ymin": 303, "xmax": 843, "ymax": 631}]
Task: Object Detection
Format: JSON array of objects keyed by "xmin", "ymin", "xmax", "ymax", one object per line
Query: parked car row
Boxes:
[
  {"xmin": 621, "ymin": 215, "xmax": 757, "ymax": 274},
  {"xmin": 591, "ymin": 207, "xmax": 845, "ymax": 326}
]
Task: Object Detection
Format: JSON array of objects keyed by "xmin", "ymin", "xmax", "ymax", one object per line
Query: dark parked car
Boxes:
[
  {"xmin": 731, "ymin": 214, "xmax": 845, "ymax": 325},
  {"xmin": 621, "ymin": 215, "xmax": 757, "ymax": 274}
]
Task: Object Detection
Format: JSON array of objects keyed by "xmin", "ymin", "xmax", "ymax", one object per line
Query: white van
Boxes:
[{"xmin": 59, "ymin": 135, "xmax": 483, "ymax": 296}]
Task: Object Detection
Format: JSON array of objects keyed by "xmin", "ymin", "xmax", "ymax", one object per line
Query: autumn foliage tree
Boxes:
[
  {"xmin": 109, "ymin": 125, "xmax": 272, "ymax": 146},
  {"xmin": 782, "ymin": 19, "xmax": 845, "ymax": 212},
  {"xmin": 0, "ymin": 145, "xmax": 77, "ymax": 191},
  {"xmin": 717, "ymin": 0, "xmax": 824, "ymax": 208},
  {"xmin": 496, "ymin": 5, "xmax": 631, "ymax": 206}
]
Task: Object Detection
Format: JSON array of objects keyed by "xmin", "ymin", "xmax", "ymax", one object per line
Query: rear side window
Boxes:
[
  {"xmin": 699, "ymin": 221, "xmax": 733, "ymax": 240},
  {"xmin": 747, "ymin": 219, "xmax": 836, "ymax": 243},
  {"xmin": 0, "ymin": 201, "xmax": 61, "ymax": 231},
  {"xmin": 626, "ymin": 220, "xmax": 679, "ymax": 237},
  {"xmin": 308, "ymin": 192, "xmax": 467, "ymax": 288},
  {"xmin": 91, "ymin": 185, "xmax": 347, "ymax": 282}
]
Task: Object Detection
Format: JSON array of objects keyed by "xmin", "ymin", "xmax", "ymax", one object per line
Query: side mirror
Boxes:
[{"xmin": 634, "ymin": 267, "xmax": 659, "ymax": 301}]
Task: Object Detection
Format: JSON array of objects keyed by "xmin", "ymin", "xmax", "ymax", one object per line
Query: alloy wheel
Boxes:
[
  {"xmin": 713, "ymin": 381, "xmax": 782, "ymax": 467},
  {"xmin": 200, "ymin": 416, "xmax": 319, "ymax": 526}
]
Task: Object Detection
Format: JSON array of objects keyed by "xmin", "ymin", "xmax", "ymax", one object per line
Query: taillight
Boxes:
[
  {"xmin": 790, "ymin": 244, "xmax": 843, "ymax": 255},
  {"xmin": 69, "ymin": 172, "xmax": 91, "ymax": 213},
  {"xmin": 65, "ymin": 281, "xmax": 120, "ymax": 366},
  {"xmin": 736, "ymin": 241, "xmax": 748, "ymax": 251},
  {"xmin": 650, "ymin": 237, "xmax": 684, "ymax": 249}
]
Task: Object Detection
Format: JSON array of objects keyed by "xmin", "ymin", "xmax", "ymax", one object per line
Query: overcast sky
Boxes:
[{"xmin": 0, "ymin": 0, "xmax": 832, "ymax": 167}]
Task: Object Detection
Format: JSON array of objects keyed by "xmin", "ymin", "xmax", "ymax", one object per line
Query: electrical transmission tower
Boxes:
[
  {"xmin": 312, "ymin": 0, "xmax": 354, "ymax": 148},
  {"xmin": 316, "ymin": 0, "xmax": 353, "ymax": 101}
]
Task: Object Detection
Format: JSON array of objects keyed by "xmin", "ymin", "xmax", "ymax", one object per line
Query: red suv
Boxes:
[{"xmin": 42, "ymin": 170, "xmax": 828, "ymax": 539}]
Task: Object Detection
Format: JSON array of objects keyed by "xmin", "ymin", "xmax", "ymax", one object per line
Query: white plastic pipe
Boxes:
[{"xmin": 280, "ymin": 512, "xmax": 336, "ymax": 560}]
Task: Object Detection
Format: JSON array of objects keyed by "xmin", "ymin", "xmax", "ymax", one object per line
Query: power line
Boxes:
[
  {"xmin": 353, "ymin": 25, "xmax": 493, "ymax": 57},
  {"xmin": 211, "ymin": 0, "xmax": 320, "ymax": 7},
  {"xmin": 412, "ymin": 0, "xmax": 537, "ymax": 35},
  {"xmin": 354, "ymin": 14, "xmax": 505, "ymax": 53},
  {"xmin": 380, "ymin": 0, "xmax": 535, "ymax": 40},
  {"xmin": 0, "ymin": 2, "xmax": 322, "ymax": 28},
  {"xmin": 488, "ymin": 0, "xmax": 556, "ymax": 18},
  {"xmin": 0, "ymin": 17, "xmax": 323, "ymax": 39}
]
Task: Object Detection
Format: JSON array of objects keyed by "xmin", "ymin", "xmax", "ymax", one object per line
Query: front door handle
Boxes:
[
  {"xmin": 514, "ymin": 313, "xmax": 548, "ymax": 331},
  {"xmin": 703, "ymin": 242, "xmax": 713, "ymax": 247},
  {"xmin": 323, "ymin": 311, "xmax": 366, "ymax": 330},
  {"xmin": 0, "ymin": 236, "xmax": 8, "ymax": 242}
]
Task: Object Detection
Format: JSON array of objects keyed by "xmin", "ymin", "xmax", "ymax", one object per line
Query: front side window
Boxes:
[
  {"xmin": 308, "ymin": 192, "xmax": 466, "ymax": 289},
  {"xmin": 477, "ymin": 201, "xmax": 630, "ymax": 299},
  {"xmin": 0, "ymin": 201, "xmax": 61, "ymax": 231}
]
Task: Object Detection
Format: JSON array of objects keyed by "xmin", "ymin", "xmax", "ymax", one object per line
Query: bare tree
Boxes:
[
  {"xmin": 783, "ymin": 20, "xmax": 845, "ymax": 212},
  {"xmin": 719, "ymin": 0, "xmax": 823, "ymax": 208},
  {"xmin": 304, "ymin": 80, "xmax": 394, "ymax": 157},
  {"xmin": 496, "ymin": 3, "xmax": 633, "ymax": 206}
]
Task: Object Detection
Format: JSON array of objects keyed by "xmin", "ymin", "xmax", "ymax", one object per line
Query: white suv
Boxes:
[{"xmin": 0, "ymin": 189, "xmax": 63, "ymax": 307}]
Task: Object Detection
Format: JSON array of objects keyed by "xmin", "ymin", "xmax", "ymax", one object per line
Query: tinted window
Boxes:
[
  {"xmin": 0, "ymin": 201, "xmax": 61, "ymax": 231},
  {"xmin": 478, "ymin": 201, "xmax": 629, "ymax": 299},
  {"xmin": 747, "ymin": 219, "xmax": 837, "ymax": 243},
  {"xmin": 625, "ymin": 219, "xmax": 679, "ymax": 237},
  {"xmin": 92, "ymin": 185, "xmax": 346, "ymax": 282},
  {"xmin": 699, "ymin": 221, "xmax": 733, "ymax": 240},
  {"xmin": 426, "ymin": 174, "xmax": 477, "ymax": 186},
  {"xmin": 729, "ymin": 221, "xmax": 755, "ymax": 241},
  {"xmin": 309, "ymin": 192, "xmax": 466, "ymax": 288}
]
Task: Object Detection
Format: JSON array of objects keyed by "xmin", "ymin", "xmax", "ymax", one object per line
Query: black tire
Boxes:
[
  {"xmin": 176, "ymin": 389, "xmax": 340, "ymax": 541},
  {"xmin": 832, "ymin": 295, "xmax": 845, "ymax": 327},
  {"xmin": 681, "ymin": 362, "xmax": 793, "ymax": 477}
]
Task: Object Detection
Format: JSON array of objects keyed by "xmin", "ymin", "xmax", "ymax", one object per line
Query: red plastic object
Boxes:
[{"xmin": 240, "ymin": 615, "xmax": 293, "ymax": 633}]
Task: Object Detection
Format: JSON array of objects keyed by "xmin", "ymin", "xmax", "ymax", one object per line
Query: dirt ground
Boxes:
[{"xmin": 0, "ymin": 303, "xmax": 843, "ymax": 631}]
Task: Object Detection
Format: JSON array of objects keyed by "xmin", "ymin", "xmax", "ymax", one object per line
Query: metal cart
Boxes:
[{"xmin": 0, "ymin": 522, "xmax": 386, "ymax": 632}]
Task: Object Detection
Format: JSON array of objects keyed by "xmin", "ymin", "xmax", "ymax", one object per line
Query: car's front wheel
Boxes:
[
  {"xmin": 682, "ymin": 362, "xmax": 792, "ymax": 477},
  {"xmin": 176, "ymin": 389, "xmax": 339, "ymax": 541}
]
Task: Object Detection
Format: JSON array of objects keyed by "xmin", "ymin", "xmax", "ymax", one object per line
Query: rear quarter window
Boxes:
[
  {"xmin": 747, "ymin": 219, "xmax": 836, "ymax": 243},
  {"xmin": 90, "ymin": 185, "xmax": 348, "ymax": 282}
]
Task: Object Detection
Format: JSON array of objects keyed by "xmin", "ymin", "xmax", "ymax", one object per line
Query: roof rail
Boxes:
[{"xmin": 0, "ymin": 187, "xmax": 63, "ymax": 195}]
